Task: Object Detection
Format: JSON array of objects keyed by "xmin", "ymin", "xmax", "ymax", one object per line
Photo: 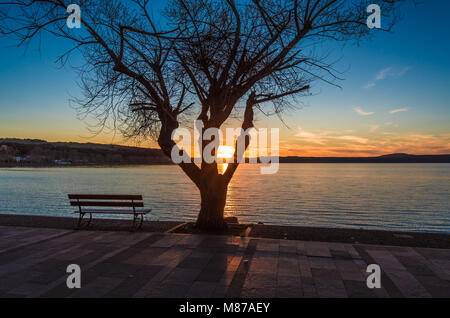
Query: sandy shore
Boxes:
[{"xmin": 1, "ymin": 214, "xmax": 449, "ymax": 249}]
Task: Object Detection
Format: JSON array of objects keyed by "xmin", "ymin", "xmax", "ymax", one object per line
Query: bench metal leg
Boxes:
[
  {"xmin": 131, "ymin": 214, "xmax": 144, "ymax": 231},
  {"xmin": 138, "ymin": 214, "xmax": 144, "ymax": 229},
  {"xmin": 132, "ymin": 213, "xmax": 137, "ymax": 231},
  {"xmin": 77, "ymin": 212, "xmax": 85, "ymax": 229},
  {"xmin": 87, "ymin": 212, "xmax": 92, "ymax": 227},
  {"xmin": 76, "ymin": 212, "xmax": 92, "ymax": 229}
]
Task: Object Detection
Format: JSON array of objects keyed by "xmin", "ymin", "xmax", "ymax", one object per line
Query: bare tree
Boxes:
[{"xmin": 0, "ymin": 0, "xmax": 404, "ymax": 230}]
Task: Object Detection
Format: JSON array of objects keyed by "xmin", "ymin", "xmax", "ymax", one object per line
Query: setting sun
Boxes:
[{"xmin": 217, "ymin": 145, "xmax": 235, "ymax": 159}]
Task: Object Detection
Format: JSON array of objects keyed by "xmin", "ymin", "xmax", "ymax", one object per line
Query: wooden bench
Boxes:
[{"xmin": 68, "ymin": 194, "xmax": 151, "ymax": 230}]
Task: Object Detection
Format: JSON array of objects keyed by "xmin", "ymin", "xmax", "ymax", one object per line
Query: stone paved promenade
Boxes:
[{"xmin": 0, "ymin": 225, "xmax": 449, "ymax": 298}]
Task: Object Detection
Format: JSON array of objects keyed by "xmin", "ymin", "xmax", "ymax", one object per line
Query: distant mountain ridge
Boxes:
[
  {"xmin": 280, "ymin": 153, "xmax": 450, "ymax": 163},
  {"xmin": 1, "ymin": 138, "xmax": 449, "ymax": 166}
]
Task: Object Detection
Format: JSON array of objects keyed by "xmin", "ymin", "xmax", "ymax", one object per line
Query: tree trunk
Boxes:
[{"xmin": 195, "ymin": 174, "xmax": 228, "ymax": 231}]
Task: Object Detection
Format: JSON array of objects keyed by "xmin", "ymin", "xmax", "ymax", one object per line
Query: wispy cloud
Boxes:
[
  {"xmin": 295, "ymin": 127, "xmax": 369, "ymax": 146},
  {"xmin": 364, "ymin": 82, "xmax": 375, "ymax": 89},
  {"xmin": 364, "ymin": 66, "xmax": 411, "ymax": 89},
  {"xmin": 295, "ymin": 127, "xmax": 326, "ymax": 145},
  {"xmin": 354, "ymin": 107, "xmax": 374, "ymax": 116},
  {"xmin": 369, "ymin": 125, "xmax": 379, "ymax": 133},
  {"xmin": 375, "ymin": 67, "xmax": 393, "ymax": 81},
  {"xmin": 390, "ymin": 108, "xmax": 408, "ymax": 114},
  {"xmin": 335, "ymin": 135, "xmax": 368, "ymax": 144},
  {"xmin": 398, "ymin": 66, "xmax": 412, "ymax": 77}
]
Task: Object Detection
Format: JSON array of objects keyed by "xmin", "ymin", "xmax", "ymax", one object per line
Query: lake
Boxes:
[{"xmin": 0, "ymin": 163, "xmax": 449, "ymax": 233}]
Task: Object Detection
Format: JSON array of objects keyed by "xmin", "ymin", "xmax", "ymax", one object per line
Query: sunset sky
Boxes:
[{"xmin": 0, "ymin": 1, "xmax": 449, "ymax": 157}]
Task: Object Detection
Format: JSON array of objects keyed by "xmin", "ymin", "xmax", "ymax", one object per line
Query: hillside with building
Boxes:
[{"xmin": 0, "ymin": 139, "xmax": 171, "ymax": 166}]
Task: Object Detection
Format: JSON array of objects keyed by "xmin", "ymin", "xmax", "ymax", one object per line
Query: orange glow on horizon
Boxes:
[{"xmin": 2, "ymin": 130, "xmax": 449, "ymax": 158}]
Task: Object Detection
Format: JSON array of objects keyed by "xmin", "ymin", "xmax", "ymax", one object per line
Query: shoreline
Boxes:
[
  {"xmin": 2, "ymin": 162, "xmax": 450, "ymax": 168},
  {"xmin": 0, "ymin": 163, "xmax": 174, "ymax": 168},
  {"xmin": 1, "ymin": 214, "xmax": 449, "ymax": 249}
]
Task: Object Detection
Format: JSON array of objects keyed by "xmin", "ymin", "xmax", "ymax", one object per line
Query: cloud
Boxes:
[
  {"xmin": 335, "ymin": 136, "xmax": 368, "ymax": 144},
  {"xmin": 364, "ymin": 82, "xmax": 375, "ymax": 89},
  {"xmin": 295, "ymin": 127, "xmax": 369, "ymax": 146},
  {"xmin": 398, "ymin": 66, "xmax": 412, "ymax": 77},
  {"xmin": 369, "ymin": 125, "xmax": 379, "ymax": 133},
  {"xmin": 292, "ymin": 127, "xmax": 448, "ymax": 155},
  {"xmin": 375, "ymin": 67, "xmax": 393, "ymax": 81},
  {"xmin": 354, "ymin": 107, "xmax": 374, "ymax": 116},
  {"xmin": 364, "ymin": 66, "xmax": 411, "ymax": 89},
  {"xmin": 295, "ymin": 127, "xmax": 326, "ymax": 145},
  {"xmin": 390, "ymin": 108, "xmax": 408, "ymax": 114}
]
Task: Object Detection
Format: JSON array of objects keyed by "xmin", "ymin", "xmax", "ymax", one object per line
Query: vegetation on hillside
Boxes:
[{"xmin": 0, "ymin": 139, "xmax": 170, "ymax": 166}]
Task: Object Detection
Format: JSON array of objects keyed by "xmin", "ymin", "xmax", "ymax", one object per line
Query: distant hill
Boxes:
[
  {"xmin": 1, "ymin": 138, "xmax": 449, "ymax": 166},
  {"xmin": 279, "ymin": 153, "xmax": 450, "ymax": 163},
  {"xmin": 0, "ymin": 138, "xmax": 171, "ymax": 166}
]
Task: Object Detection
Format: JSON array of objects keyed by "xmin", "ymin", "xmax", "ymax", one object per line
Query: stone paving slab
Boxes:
[{"xmin": 0, "ymin": 225, "xmax": 449, "ymax": 298}]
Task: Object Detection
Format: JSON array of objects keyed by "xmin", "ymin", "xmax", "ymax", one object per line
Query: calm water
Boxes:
[{"xmin": 0, "ymin": 164, "xmax": 449, "ymax": 233}]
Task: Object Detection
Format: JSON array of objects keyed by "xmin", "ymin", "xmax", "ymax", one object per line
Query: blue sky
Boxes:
[{"xmin": 0, "ymin": 0, "xmax": 449, "ymax": 156}]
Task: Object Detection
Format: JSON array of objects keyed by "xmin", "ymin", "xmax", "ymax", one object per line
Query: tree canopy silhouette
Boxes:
[{"xmin": 0, "ymin": 0, "xmax": 404, "ymax": 230}]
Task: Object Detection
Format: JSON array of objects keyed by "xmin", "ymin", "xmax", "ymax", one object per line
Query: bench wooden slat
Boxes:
[
  {"xmin": 75, "ymin": 209, "xmax": 151, "ymax": 215},
  {"xmin": 70, "ymin": 201, "xmax": 144, "ymax": 207},
  {"xmin": 68, "ymin": 194, "xmax": 142, "ymax": 200}
]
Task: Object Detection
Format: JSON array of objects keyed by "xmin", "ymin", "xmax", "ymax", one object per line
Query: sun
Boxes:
[{"xmin": 217, "ymin": 145, "xmax": 235, "ymax": 159}]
